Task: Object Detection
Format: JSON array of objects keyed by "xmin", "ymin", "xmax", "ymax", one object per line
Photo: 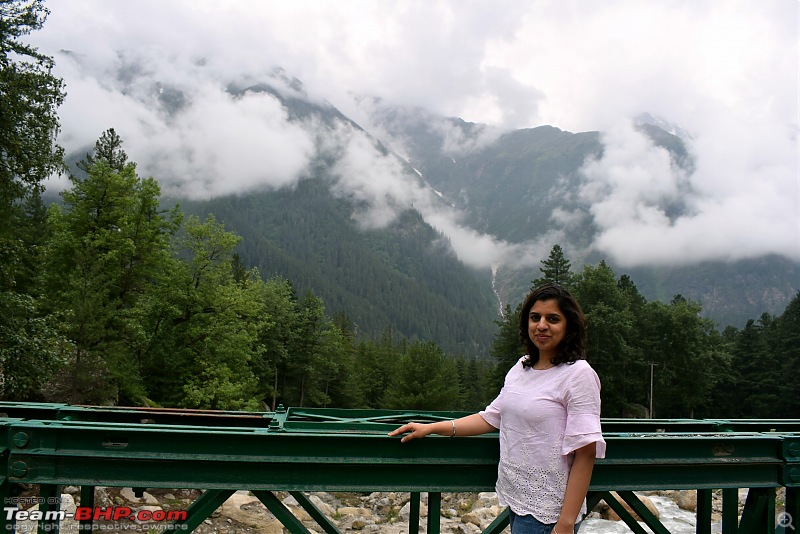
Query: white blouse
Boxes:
[{"xmin": 479, "ymin": 358, "xmax": 606, "ymax": 524}]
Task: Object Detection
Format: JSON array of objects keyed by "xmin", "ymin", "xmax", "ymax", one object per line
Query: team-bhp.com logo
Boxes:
[{"xmin": 4, "ymin": 506, "xmax": 187, "ymax": 525}]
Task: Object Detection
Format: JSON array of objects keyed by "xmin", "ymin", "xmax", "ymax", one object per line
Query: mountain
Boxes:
[
  {"xmin": 358, "ymin": 102, "xmax": 799, "ymax": 327},
  {"xmin": 179, "ymin": 180, "xmax": 500, "ymax": 359},
  {"xmin": 62, "ymin": 70, "xmax": 798, "ymax": 349}
]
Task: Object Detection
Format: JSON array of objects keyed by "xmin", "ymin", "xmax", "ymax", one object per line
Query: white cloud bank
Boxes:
[{"xmin": 31, "ymin": 0, "xmax": 798, "ymax": 269}]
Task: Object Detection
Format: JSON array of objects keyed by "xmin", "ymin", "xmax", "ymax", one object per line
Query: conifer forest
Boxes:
[{"xmin": 1, "ymin": 1, "xmax": 798, "ymax": 420}]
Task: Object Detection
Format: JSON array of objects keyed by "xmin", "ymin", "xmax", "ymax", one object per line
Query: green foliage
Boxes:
[
  {"xmin": 352, "ymin": 328, "xmax": 401, "ymax": 408},
  {"xmin": 456, "ymin": 356, "xmax": 497, "ymax": 411},
  {"xmin": 180, "ymin": 180, "xmax": 498, "ymax": 359},
  {"xmin": 382, "ymin": 341, "xmax": 463, "ymax": 410},
  {"xmin": 570, "ymin": 261, "xmax": 637, "ymax": 415},
  {"xmin": 532, "ymin": 244, "xmax": 575, "ymax": 288},
  {"xmin": 39, "ymin": 133, "xmax": 180, "ymax": 404},
  {"xmin": 0, "ymin": 0, "xmax": 66, "ymax": 215},
  {"xmin": 706, "ymin": 297, "xmax": 799, "ymax": 419},
  {"xmin": 489, "ymin": 247, "xmax": 795, "ymax": 419},
  {"xmin": 488, "ymin": 303, "xmax": 524, "ymax": 393},
  {"xmin": 0, "ymin": 115, "xmax": 795, "ymax": 417},
  {"xmin": 775, "ymin": 292, "xmax": 800, "ymax": 417},
  {"xmin": 0, "ymin": 291, "xmax": 63, "ymax": 399},
  {"xmin": 0, "ymin": 1, "xmax": 66, "ymax": 395},
  {"xmin": 136, "ymin": 214, "xmax": 261, "ymax": 408}
]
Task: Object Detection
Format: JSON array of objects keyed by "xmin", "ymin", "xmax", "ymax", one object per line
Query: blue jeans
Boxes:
[{"xmin": 508, "ymin": 510, "xmax": 581, "ymax": 534}]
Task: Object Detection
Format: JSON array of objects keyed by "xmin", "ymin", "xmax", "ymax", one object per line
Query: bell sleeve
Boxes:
[{"xmin": 561, "ymin": 362, "xmax": 606, "ymax": 458}]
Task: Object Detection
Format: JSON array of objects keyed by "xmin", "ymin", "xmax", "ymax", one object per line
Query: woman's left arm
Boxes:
[{"xmin": 553, "ymin": 442, "xmax": 596, "ymax": 534}]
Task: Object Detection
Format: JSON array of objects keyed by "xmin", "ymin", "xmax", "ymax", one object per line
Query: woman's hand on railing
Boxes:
[{"xmin": 388, "ymin": 422, "xmax": 438, "ymax": 443}]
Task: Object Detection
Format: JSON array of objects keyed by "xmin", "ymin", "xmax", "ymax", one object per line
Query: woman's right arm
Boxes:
[{"xmin": 388, "ymin": 413, "xmax": 496, "ymax": 443}]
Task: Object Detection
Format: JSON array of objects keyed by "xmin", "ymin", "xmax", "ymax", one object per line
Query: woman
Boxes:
[{"xmin": 389, "ymin": 283, "xmax": 605, "ymax": 534}]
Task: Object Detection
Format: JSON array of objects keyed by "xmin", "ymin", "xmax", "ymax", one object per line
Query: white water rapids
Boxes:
[{"xmin": 579, "ymin": 495, "xmax": 720, "ymax": 533}]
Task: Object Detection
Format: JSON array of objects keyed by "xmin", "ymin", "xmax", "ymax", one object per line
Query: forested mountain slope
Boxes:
[
  {"xmin": 179, "ymin": 179, "xmax": 499, "ymax": 359},
  {"xmin": 68, "ymin": 77, "xmax": 799, "ymax": 334},
  {"xmin": 363, "ymin": 105, "xmax": 799, "ymax": 327}
]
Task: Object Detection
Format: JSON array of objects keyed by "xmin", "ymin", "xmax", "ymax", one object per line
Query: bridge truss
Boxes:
[{"xmin": 0, "ymin": 402, "xmax": 798, "ymax": 533}]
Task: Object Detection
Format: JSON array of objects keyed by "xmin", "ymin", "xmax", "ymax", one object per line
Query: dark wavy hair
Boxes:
[{"xmin": 518, "ymin": 283, "xmax": 587, "ymax": 368}]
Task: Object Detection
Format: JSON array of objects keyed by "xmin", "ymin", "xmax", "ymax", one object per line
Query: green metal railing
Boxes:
[{"xmin": 0, "ymin": 402, "xmax": 798, "ymax": 534}]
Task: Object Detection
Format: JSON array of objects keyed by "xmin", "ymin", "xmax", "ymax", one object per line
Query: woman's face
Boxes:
[{"xmin": 528, "ymin": 298, "xmax": 567, "ymax": 360}]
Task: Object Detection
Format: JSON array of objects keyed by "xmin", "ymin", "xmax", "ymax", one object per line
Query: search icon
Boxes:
[{"xmin": 777, "ymin": 512, "xmax": 794, "ymax": 531}]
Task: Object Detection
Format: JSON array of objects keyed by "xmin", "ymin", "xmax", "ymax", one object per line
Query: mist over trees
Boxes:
[{"xmin": 1, "ymin": 0, "xmax": 796, "ymax": 418}]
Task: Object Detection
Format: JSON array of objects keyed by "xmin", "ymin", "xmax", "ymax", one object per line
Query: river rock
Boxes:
[
  {"xmin": 337, "ymin": 506, "xmax": 373, "ymax": 519},
  {"xmin": 119, "ymin": 487, "xmax": 141, "ymax": 503},
  {"xmin": 142, "ymin": 491, "xmax": 160, "ymax": 505},
  {"xmin": 220, "ymin": 493, "xmax": 284, "ymax": 534},
  {"xmin": 398, "ymin": 501, "xmax": 427, "ymax": 521}
]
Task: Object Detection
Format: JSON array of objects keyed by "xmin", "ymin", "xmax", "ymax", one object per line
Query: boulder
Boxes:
[
  {"xmin": 674, "ymin": 490, "xmax": 697, "ymax": 512},
  {"xmin": 119, "ymin": 487, "xmax": 141, "ymax": 503},
  {"xmin": 309, "ymin": 494, "xmax": 335, "ymax": 516},
  {"xmin": 338, "ymin": 506, "xmax": 373, "ymax": 519},
  {"xmin": 398, "ymin": 501, "xmax": 427, "ymax": 521},
  {"xmin": 142, "ymin": 491, "xmax": 160, "ymax": 505}
]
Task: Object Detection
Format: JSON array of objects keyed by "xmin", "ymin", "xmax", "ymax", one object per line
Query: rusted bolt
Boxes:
[
  {"xmin": 9, "ymin": 461, "xmax": 28, "ymax": 478},
  {"xmin": 12, "ymin": 432, "xmax": 29, "ymax": 448}
]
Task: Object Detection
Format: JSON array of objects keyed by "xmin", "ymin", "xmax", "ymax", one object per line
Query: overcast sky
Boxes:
[{"xmin": 30, "ymin": 0, "xmax": 799, "ymax": 269}]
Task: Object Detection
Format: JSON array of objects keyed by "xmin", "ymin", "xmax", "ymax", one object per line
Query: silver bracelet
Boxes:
[{"xmin": 451, "ymin": 420, "xmax": 457, "ymax": 437}]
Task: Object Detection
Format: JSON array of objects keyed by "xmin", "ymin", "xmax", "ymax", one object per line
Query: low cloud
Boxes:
[
  {"xmin": 32, "ymin": 1, "xmax": 797, "ymax": 270},
  {"xmin": 326, "ymin": 124, "xmax": 427, "ymax": 229},
  {"xmin": 579, "ymin": 121, "xmax": 799, "ymax": 266}
]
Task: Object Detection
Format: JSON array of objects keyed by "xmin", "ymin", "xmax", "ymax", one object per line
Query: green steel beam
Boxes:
[
  {"xmin": 481, "ymin": 507, "xmax": 509, "ymax": 534},
  {"xmin": 722, "ymin": 488, "xmax": 739, "ymax": 534},
  {"xmin": 2, "ymin": 404, "xmax": 800, "ymax": 534},
  {"xmin": 253, "ymin": 490, "xmax": 312, "ymax": 534},
  {"xmin": 289, "ymin": 490, "xmax": 341, "ymax": 534},
  {"xmin": 616, "ymin": 490, "xmax": 670, "ymax": 534},
  {"xmin": 0, "ymin": 403, "xmax": 66, "ymax": 421},
  {"xmin": 409, "ymin": 492, "xmax": 420, "ymax": 534},
  {"xmin": 696, "ymin": 488, "xmax": 712, "ymax": 534},
  {"xmin": 0, "ymin": 401, "xmax": 275, "ymax": 428},
  {"xmin": 37, "ymin": 484, "xmax": 61, "ymax": 534},
  {"xmin": 602, "ymin": 417, "xmax": 800, "ymax": 434},
  {"xmin": 3, "ymin": 420, "xmax": 793, "ymax": 492},
  {"xmin": 597, "ymin": 490, "xmax": 649, "ymax": 534},
  {"xmin": 738, "ymin": 487, "xmax": 775, "ymax": 533},
  {"xmin": 428, "ymin": 492, "xmax": 441, "ymax": 534},
  {"xmin": 78, "ymin": 485, "xmax": 95, "ymax": 531},
  {"xmin": 171, "ymin": 489, "xmax": 234, "ymax": 532},
  {"xmin": 4, "ymin": 403, "xmax": 799, "ymax": 434},
  {"xmin": 782, "ymin": 435, "xmax": 800, "ymax": 487}
]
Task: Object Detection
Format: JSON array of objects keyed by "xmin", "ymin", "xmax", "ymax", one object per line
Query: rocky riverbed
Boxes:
[{"xmin": 12, "ymin": 486, "xmax": 786, "ymax": 533}]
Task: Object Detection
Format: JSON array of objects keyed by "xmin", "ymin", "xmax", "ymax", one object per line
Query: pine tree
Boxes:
[
  {"xmin": 40, "ymin": 133, "xmax": 180, "ymax": 404},
  {"xmin": 76, "ymin": 128, "xmax": 128, "ymax": 173},
  {"xmin": 0, "ymin": 0, "xmax": 65, "ymax": 226},
  {"xmin": 532, "ymin": 244, "xmax": 575, "ymax": 289}
]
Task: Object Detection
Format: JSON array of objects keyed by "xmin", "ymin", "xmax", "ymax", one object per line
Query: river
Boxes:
[{"xmin": 579, "ymin": 495, "xmax": 720, "ymax": 534}]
